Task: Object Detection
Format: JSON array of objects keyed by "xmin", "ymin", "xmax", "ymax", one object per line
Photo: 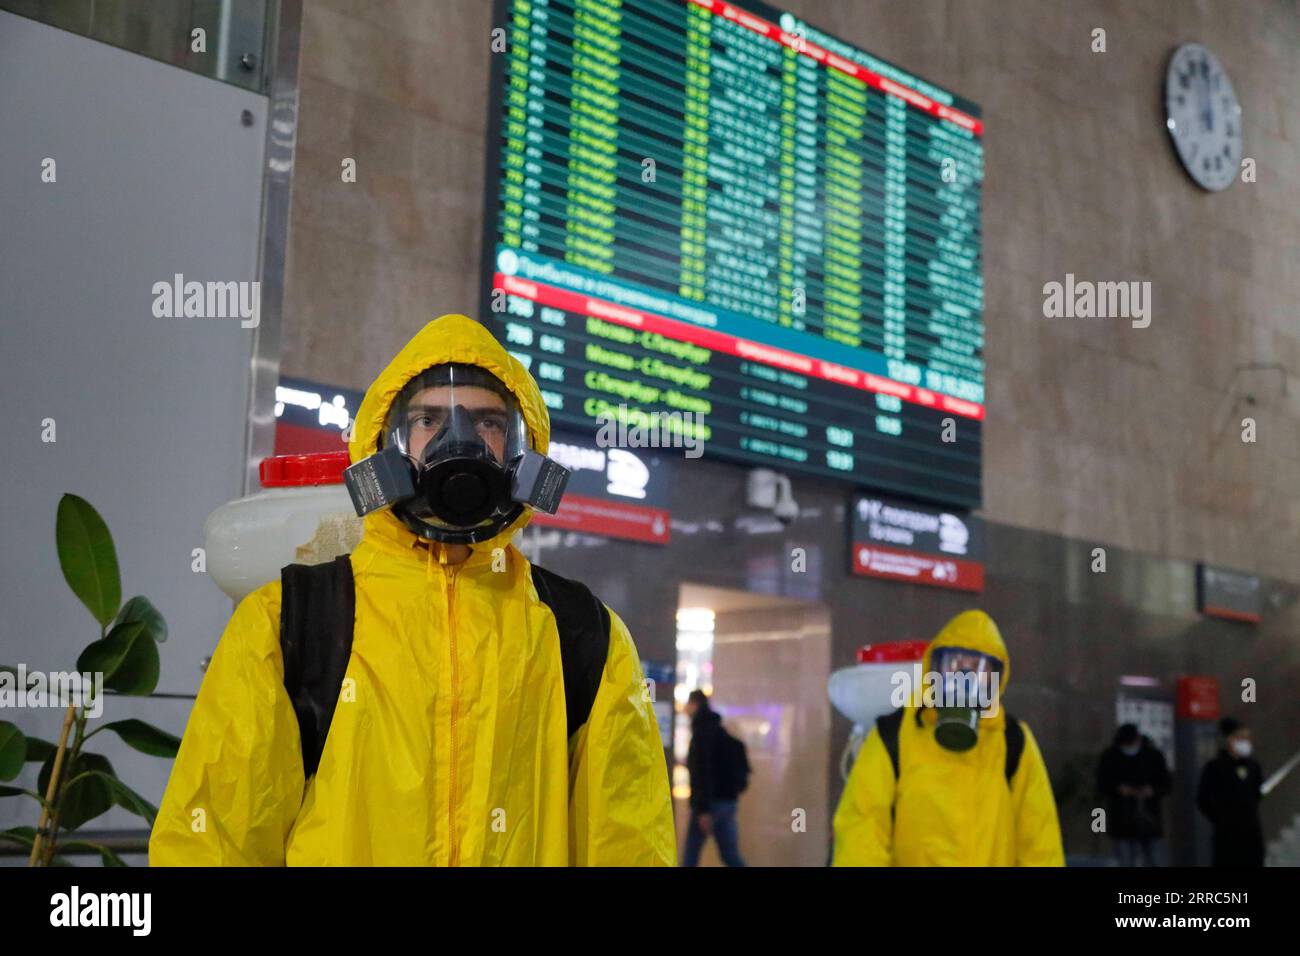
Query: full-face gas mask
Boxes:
[
  {"xmin": 928, "ymin": 645, "xmax": 1003, "ymax": 753},
  {"xmin": 343, "ymin": 364, "xmax": 569, "ymax": 544}
]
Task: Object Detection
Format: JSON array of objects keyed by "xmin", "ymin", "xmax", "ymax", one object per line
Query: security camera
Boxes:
[{"xmin": 747, "ymin": 468, "xmax": 799, "ymax": 523}]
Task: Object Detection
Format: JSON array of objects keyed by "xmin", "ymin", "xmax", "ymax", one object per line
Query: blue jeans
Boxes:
[
  {"xmin": 683, "ymin": 799, "xmax": 745, "ymax": 867},
  {"xmin": 1113, "ymin": 837, "xmax": 1166, "ymax": 867}
]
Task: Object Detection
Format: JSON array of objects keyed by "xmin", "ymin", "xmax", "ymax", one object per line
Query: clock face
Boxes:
[{"xmin": 1164, "ymin": 44, "xmax": 1243, "ymax": 191}]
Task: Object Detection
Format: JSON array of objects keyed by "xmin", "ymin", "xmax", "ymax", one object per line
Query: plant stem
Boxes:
[
  {"xmin": 42, "ymin": 707, "xmax": 87, "ymax": 866},
  {"xmin": 29, "ymin": 701, "xmax": 76, "ymax": 866}
]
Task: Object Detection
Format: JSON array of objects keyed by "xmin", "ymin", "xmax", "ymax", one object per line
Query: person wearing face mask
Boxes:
[
  {"xmin": 832, "ymin": 610, "xmax": 1064, "ymax": 866},
  {"xmin": 150, "ymin": 314, "xmax": 676, "ymax": 866},
  {"xmin": 1197, "ymin": 717, "xmax": 1265, "ymax": 867},
  {"xmin": 1096, "ymin": 724, "xmax": 1172, "ymax": 866}
]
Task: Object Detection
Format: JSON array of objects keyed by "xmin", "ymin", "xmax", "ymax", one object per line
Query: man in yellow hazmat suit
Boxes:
[
  {"xmin": 833, "ymin": 610, "xmax": 1064, "ymax": 866},
  {"xmin": 150, "ymin": 314, "xmax": 676, "ymax": 865}
]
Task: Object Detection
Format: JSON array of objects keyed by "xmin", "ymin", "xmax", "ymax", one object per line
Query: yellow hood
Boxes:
[
  {"xmin": 913, "ymin": 610, "xmax": 1011, "ymax": 725},
  {"xmin": 346, "ymin": 313, "xmax": 550, "ymax": 550}
]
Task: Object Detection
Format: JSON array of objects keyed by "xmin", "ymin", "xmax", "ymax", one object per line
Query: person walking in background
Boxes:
[
  {"xmin": 1198, "ymin": 717, "xmax": 1265, "ymax": 868},
  {"xmin": 1096, "ymin": 723, "xmax": 1172, "ymax": 866},
  {"xmin": 682, "ymin": 690, "xmax": 750, "ymax": 867}
]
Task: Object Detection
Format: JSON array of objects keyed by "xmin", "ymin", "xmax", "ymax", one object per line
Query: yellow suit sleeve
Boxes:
[
  {"xmin": 148, "ymin": 585, "xmax": 304, "ymax": 866},
  {"xmin": 1010, "ymin": 723, "xmax": 1065, "ymax": 866},
  {"xmin": 832, "ymin": 728, "xmax": 896, "ymax": 866},
  {"xmin": 568, "ymin": 609, "xmax": 676, "ymax": 866}
]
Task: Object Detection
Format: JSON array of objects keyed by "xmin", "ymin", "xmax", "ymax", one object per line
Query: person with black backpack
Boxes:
[
  {"xmin": 832, "ymin": 610, "xmax": 1064, "ymax": 866},
  {"xmin": 683, "ymin": 690, "xmax": 750, "ymax": 866},
  {"xmin": 149, "ymin": 314, "xmax": 675, "ymax": 866}
]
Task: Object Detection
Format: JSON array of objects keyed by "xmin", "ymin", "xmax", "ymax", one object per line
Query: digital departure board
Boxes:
[{"xmin": 480, "ymin": 0, "xmax": 984, "ymax": 507}]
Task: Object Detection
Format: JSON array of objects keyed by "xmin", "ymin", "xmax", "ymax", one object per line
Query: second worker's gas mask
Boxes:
[{"xmin": 928, "ymin": 645, "xmax": 1004, "ymax": 753}]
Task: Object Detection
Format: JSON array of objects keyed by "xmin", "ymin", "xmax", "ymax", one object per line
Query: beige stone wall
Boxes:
[{"xmin": 281, "ymin": 0, "xmax": 1300, "ymax": 577}]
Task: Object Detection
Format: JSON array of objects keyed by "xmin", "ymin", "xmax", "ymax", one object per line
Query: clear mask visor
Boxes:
[
  {"xmin": 384, "ymin": 364, "xmax": 529, "ymax": 466},
  {"xmin": 930, "ymin": 645, "xmax": 1003, "ymax": 705}
]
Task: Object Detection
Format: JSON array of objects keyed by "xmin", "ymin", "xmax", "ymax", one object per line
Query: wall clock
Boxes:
[{"xmin": 1164, "ymin": 43, "xmax": 1243, "ymax": 192}]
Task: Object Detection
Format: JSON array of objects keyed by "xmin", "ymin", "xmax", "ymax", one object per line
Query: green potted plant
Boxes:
[{"xmin": 0, "ymin": 494, "xmax": 179, "ymax": 866}]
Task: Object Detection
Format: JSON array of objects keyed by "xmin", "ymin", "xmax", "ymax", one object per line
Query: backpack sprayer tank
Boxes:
[
  {"xmin": 204, "ymin": 452, "xmax": 362, "ymax": 603},
  {"xmin": 828, "ymin": 640, "xmax": 928, "ymax": 780}
]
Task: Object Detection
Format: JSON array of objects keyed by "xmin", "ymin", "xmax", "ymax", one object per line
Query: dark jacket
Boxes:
[
  {"xmin": 1097, "ymin": 737, "xmax": 1172, "ymax": 839},
  {"xmin": 1197, "ymin": 750, "xmax": 1265, "ymax": 867},
  {"xmin": 687, "ymin": 709, "xmax": 744, "ymax": 813}
]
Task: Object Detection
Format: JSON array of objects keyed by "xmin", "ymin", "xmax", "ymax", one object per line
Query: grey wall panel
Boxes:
[{"xmin": 0, "ymin": 11, "xmax": 265, "ymax": 836}]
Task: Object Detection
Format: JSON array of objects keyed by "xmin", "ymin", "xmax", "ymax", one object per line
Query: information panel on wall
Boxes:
[
  {"xmin": 849, "ymin": 493, "xmax": 985, "ymax": 592},
  {"xmin": 1197, "ymin": 564, "xmax": 1262, "ymax": 623},
  {"xmin": 481, "ymin": 0, "xmax": 984, "ymax": 507}
]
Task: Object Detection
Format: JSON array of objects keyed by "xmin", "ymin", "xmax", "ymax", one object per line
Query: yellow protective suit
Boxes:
[
  {"xmin": 150, "ymin": 314, "xmax": 676, "ymax": 866},
  {"xmin": 832, "ymin": 610, "xmax": 1064, "ymax": 866}
]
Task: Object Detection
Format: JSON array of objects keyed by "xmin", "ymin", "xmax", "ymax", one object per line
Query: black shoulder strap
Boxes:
[
  {"xmin": 279, "ymin": 556, "xmax": 355, "ymax": 779},
  {"xmin": 530, "ymin": 564, "xmax": 610, "ymax": 738},
  {"xmin": 874, "ymin": 708, "xmax": 1023, "ymax": 789},
  {"xmin": 1004, "ymin": 714, "xmax": 1024, "ymax": 785},
  {"xmin": 874, "ymin": 708, "xmax": 905, "ymax": 779},
  {"xmin": 280, "ymin": 557, "xmax": 612, "ymax": 778}
]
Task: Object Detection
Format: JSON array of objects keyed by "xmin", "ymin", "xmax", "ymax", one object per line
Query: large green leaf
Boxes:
[
  {"xmin": 56, "ymin": 494, "xmax": 121, "ymax": 628},
  {"xmin": 0, "ymin": 785, "xmax": 30, "ymax": 798},
  {"xmin": 0, "ymin": 722, "xmax": 24, "ymax": 781},
  {"xmin": 0, "ymin": 825, "xmax": 36, "ymax": 848},
  {"xmin": 25, "ymin": 737, "xmax": 56, "ymax": 763},
  {"xmin": 98, "ymin": 719, "xmax": 180, "ymax": 758},
  {"xmin": 104, "ymin": 628, "xmax": 159, "ymax": 697},
  {"xmin": 38, "ymin": 752, "xmax": 115, "ymax": 831},
  {"xmin": 114, "ymin": 596, "xmax": 168, "ymax": 644},
  {"xmin": 82, "ymin": 771, "xmax": 157, "ymax": 826},
  {"xmin": 76, "ymin": 620, "xmax": 159, "ymax": 695},
  {"xmin": 77, "ymin": 621, "xmax": 142, "ymax": 680}
]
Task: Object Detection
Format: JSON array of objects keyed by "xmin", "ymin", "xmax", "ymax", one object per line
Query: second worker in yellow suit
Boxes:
[
  {"xmin": 833, "ymin": 610, "xmax": 1065, "ymax": 866},
  {"xmin": 150, "ymin": 314, "xmax": 676, "ymax": 866}
]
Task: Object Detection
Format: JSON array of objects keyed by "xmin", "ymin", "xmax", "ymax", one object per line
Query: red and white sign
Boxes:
[
  {"xmin": 849, "ymin": 493, "xmax": 985, "ymax": 592},
  {"xmin": 851, "ymin": 542, "xmax": 984, "ymax": 592},
  {"xmin": 1176, "ymin": 676, "xmax": 1221, "ymax": 721},
  {"xmin": 530, "ymin": 493, "xmax": 670, "ymax": 545}
]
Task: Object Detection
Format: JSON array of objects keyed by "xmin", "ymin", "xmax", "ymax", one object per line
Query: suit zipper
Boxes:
[{"xmin": 445, "ymin": 558, "xmax": 461, "ymax": 867}]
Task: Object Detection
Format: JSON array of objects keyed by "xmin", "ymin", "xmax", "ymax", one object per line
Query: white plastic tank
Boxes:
[
  {"xmin": 204, "ymin": 452, "xmax": 363, "ymax": 603},
  {"xmin": 828, "ymin": 640, "xmax": 929, "ymax": 778}
]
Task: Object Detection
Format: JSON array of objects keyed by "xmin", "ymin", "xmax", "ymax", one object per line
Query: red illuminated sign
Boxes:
[{"xmin": 1177, "ymin": 676, "xmax": 1221, "ymax": 721}]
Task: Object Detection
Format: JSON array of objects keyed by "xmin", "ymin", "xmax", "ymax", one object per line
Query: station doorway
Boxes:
[{"xmin": 673, "ymin": 583, "xmax": 832, "ymax": 866}]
